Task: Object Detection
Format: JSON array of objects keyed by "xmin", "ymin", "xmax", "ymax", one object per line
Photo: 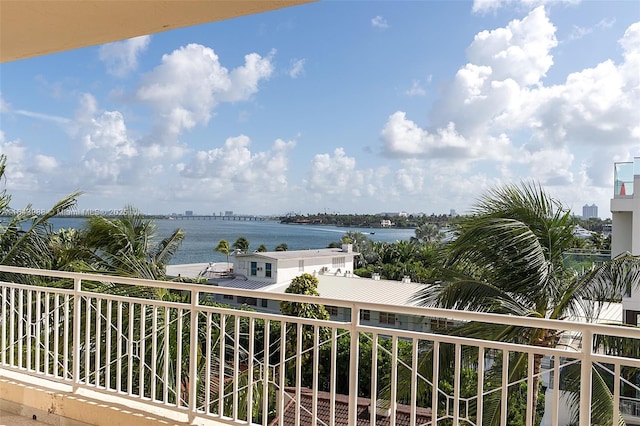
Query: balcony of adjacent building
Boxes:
[
  {"xmin": 613, "ymin": 158, "xmax": 640, "ymax": 199},
  {"xmin": 611, "ymin": 157, "xmax": 640, "ymax": 259},
  {"xmin": 1, "ymin": 266, "xmax": 639, "ymax": 426}
]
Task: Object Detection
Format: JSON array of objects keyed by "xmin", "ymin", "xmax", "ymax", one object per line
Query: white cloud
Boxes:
[
  {"xmin": 472, "ymin": 0, "xmax": 580, "ymax": 14},
  {"xmin": 136, "ymin": 44, "xmax": 274, "ymax": 145},
  {"xmin": 0, "ymin": 44, "xmax": 277, "ymax": 209},
  {"xmin": 567, "ymin": 18, "xmax": 616, "ymax": 42},
  {"xmin": 222, "ymin": 50, "xmax": 275, "ymax": 102},
  {"xmin": 524, "ymin": 21, "xmax": 640, "ymax": 152},
  {"xmin": 381, "ymin": 111, "xmax": 513, "ymax": 160},
  {"xmin": 597, "ymin": 18, "xmax": 616, "ymax": 29},
  {"xmin": 0, "ymin": 94, "xmax": 10, "ymax": 113},
  {"xmin": 0, "ymin": 138, "xmax": 39, "ymax": 192},
  {"xmin": 393, "ymin": 160, "xmax": 426, "ymax": 193},
  {"xmin": 289, "ymin": 58, "xmax": 306, "ymax": 78},
  {"xmin": 522, "ymin": 146, "xmax": 575, "ymax": 185},
  {"xmin": 382, "ymin": 9, "xmax": 639, "ymax": 202},
  {"xmin": 15, "ymin": 110, "xmax": 71, "ymax": 125},
  {"xmin": 307, "ymin": 148, "xmax": 386, "ymax": 199},
  {"xmin": 569, "ymin": 25, "xmax": 593, "ymax": 41},
  {"xmin": 466, "ymin": 6, "xmax": 557, "ymax": 86},
  {"xmin": 0, "ymin": 138, "xmax": 27, "ymax": 163},
  {"xmin": 371, "ymin": 16, "xmax": 389, "ymax": 29},
  {"xmin": 426, "ymin": 8, "xmax": 557, "ymax": 137},
  {"xmin": 99, "ymin": 35, "xmax": 151, "ymax": 77},
  {"xmin": 180, "ymin": 135, "xmax": 295, "ymax": 195},
  {"xmin": 405, "ymin": 80, "xmax": 426, "ymax": 96},
  {"xmin": 0, "ymin": 96, "xmax": 110, "ymax": 196},
  {"xmin": 34, "ymin": 155, "xmax": 59, "ymax": 173},
  {"xmin": 67, "ymin": 93, "xmax": 142, "ymax": 186}
]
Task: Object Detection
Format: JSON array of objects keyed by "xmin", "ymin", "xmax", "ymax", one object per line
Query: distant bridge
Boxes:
[{"xmin": 170, "ymin": 215, "xmax": 266, "ymax": 221}]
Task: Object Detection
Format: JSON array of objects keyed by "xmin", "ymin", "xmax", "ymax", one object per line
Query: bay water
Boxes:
[{"xmin": 49, "ymin": 218, "xmax": 415, "ymax": 265}]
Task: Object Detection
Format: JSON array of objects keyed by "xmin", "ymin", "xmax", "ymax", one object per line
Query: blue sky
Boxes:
[{"xmin": 1, "ymin": 0, "xmax": 638, "ymax": 218}]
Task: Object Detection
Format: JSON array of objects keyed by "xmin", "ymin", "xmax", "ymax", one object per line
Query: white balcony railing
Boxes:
[{"xmin": 1, "ymin": 265, "xmax": 640, "ymax": 426}]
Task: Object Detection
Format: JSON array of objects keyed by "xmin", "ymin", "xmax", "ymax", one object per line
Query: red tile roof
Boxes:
[{"xmin": 269, "ymin": 388, "xmax": 432, "ymax": 426}]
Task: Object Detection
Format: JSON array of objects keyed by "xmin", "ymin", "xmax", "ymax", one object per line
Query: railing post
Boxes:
[
  {"xmin": 348, "ymin": 305, "xmax": 360, "ymax": 425},
  {"xmin": 188, "ymin": 288, "xmax": 199, "ymax": 419},
  {"xmin": 579, "ymin": 329, "xmax": 593, "ymax": 426},
  {"xmin": 72, "ymin": 277, "xmax": 82, "ymax": 391}
]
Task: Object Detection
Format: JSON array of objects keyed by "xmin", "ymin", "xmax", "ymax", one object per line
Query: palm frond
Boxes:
[
  {"xmin": 153, "ymin": 229, "xmax": 185, "ymax": 268},
  {"xmin": 0, "ymin": 191, "xmax": 81, "ymax": 268}
]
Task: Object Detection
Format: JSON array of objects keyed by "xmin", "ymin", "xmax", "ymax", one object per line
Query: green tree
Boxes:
[
  {"xmin": 0, "ymin": 154, "xmax": 81, "ymax": 281},
  {"xmin": 413, "ymin": 223, "xmax": 439, "ymax": 243},
  {"xmin": 48, "ymin": 227, "xmax": 86, "ymax": 270},
  {"xmin": 232, "ymin": 237, "xmax": 250, "ymax": 253},
  {"xmin": 341, "ymin": 231, "xmax": 376, "ymax": 267},
  {"xmin": 414, "ymin": 181, "xmax": 640, "ymax": 426},
  {"xmin": 279, "ymin": 273, "xmax": 330, "ymax": 396},
  {"xmin": 215, "ymin": 239, "xmax": 231, "ymax": 269},
  {"xmin": 256, "ymin": 244, "xmax": 268, "ymax": 252},
  {"xmin": 275, "ymin": 243, "xmax": 288, "ymax": 252},
  {"xmin": 74, "ymin": 206, "xmax": 184, "ymax": 280},
  {"xmin": 280, "ymin": 273, "xmax": 329, "ymax": 319}
]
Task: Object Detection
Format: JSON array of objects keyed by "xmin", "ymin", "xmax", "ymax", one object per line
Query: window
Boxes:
[
  {"xmin": 624, "ymin": 310, "xmax": 640, "ymax": 326},
  {"xmin": 237, "ymin": 296, "xmax": 257, "ymax": 306},
  {"xmin": 265, "ymin": 263, "xmax": 272, "ymax": 278},
  {"xmin": 379, "ymin": 312, "xmax": 396, "ymax": 324},
  {"xmin": 298, "ymin": 260, "xmax": 304, "ymax": 271},
  {"xmin": 222, "ymin": 294, "xmax": 234, "ymax": 300},
  {"xmin": 332, "ymin": 257, "xmax": 345, "ymax": 269},
  {"xmin": 360, "ymin": 310, "xmax": 370, "ymax": 321},
  {"xmin": 261, "ymin": 299, "xmax": 269, "ymax": 308},
  {"xmin": 250, "ymin": 261, "xmax": 257, "ymax": 276},
  {"xmin": 430, "ymin": 318, "xmax": 454, "ymax": 330},
  {"xmin": 326, "ymin": 305, "xmax": 339, "ymax": 316}
]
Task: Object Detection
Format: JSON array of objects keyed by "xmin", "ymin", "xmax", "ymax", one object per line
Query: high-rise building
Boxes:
[{"xmin": 582, "ymin": 203, "xmax": 598, "ymax": 219}]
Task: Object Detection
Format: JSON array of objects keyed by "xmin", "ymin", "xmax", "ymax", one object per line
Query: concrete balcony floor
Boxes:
[{"xmin": 0, "ymin": 410, "xmax": 46, "ymax": 426}]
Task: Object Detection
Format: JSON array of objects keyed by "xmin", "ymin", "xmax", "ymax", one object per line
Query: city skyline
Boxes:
[{"xmin": 1, "ymin": 1, "xmax": 638, "ymax": 219}]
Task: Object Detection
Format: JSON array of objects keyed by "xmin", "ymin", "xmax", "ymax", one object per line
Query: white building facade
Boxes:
[
  {"xmin": 610, "ymin": 157, "xmax": 640, "ymax": 325},
  {"xmin": 203, "ymin": 245, "xmax": 436, "ymax": 333},
  {"xmin": 232, "ymin": 244, "xmax": 357, "ymax": 284}
]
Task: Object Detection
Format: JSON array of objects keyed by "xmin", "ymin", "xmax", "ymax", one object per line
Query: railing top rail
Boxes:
[{"xmin": 1, "ymin": 265, "xmax": 639, "ymax": 341}]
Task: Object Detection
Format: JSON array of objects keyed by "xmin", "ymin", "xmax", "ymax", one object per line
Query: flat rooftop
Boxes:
[{"xmin": 236, "ymin": 248, "xmax": 360, "ymax": 261}]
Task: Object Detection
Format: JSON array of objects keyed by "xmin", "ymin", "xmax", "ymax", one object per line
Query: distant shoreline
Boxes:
[{"xmin": 281, "ymin": 221, "xmax": 413, "ymax": 230}]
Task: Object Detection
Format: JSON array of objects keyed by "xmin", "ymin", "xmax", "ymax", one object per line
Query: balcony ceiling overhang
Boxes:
[{"xmin": 0, "ymin": 0, "xmax": 314, "ymax": 63}]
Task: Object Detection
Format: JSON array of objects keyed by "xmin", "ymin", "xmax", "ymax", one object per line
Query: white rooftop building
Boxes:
[{"xmin": 170, "ymin": 244, "xmax": 437, "ymax": 333}]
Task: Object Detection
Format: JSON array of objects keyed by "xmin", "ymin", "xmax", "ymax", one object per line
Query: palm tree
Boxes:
[
  {"xmin": 215, "ymin": 239, "xmax": 231, "ymax": 270},
  {"xmin": 341, "ymin": 231, "xmax": 375, "ymax": 268},
  {"xmin": 413, "ymin": 181, "xmax": 640, "ymax": 425},
  {"xmin": 0, "ymin": 154, "xmax": 82, "ymax": 281},
  {"xmin": 275, "ymin": 243, "xmax": 288, "ymax": 252},
  {"xmin": 256, "ymin": 244, "xmax": 268, "ymax": 252},
  {"xmin": 413, "ymin": 223, "xmax": 439, "ymax": 243},
  {"xmin": 72, "ymin": 206, "xmax": 184, "ymax": 281},
  {"xmin": 49, "ymin": 227, "xmax": 86, "ymax": 270},
  {"xmin": 232, "ymin": 237, "xmax": 250, "ymax": 254}
]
